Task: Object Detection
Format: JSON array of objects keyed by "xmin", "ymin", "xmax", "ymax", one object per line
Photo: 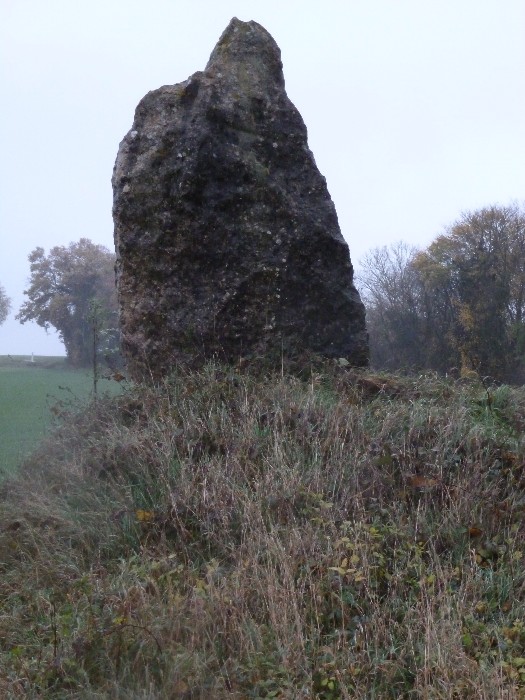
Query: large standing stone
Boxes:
[{"xmin": 112, "ymin": 17, "xmax": 368, "ymax": 380}]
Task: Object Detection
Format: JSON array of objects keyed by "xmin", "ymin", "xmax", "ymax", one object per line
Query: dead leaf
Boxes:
[
  {"xmin": 407, "ymin": 475, "xmax": 439, "ymax": 489},
  {"xmin": 136, "ymin": 509, "xmax": 155, "ymax": 523},
  {"xmin": 468, "ymin": 526, "xmax": 483, "ymax": 538}
]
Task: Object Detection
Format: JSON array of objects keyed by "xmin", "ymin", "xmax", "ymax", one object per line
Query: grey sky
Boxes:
[{"xmin": 1, "ymin": 0, "xmax": 524, "ymax": 355}]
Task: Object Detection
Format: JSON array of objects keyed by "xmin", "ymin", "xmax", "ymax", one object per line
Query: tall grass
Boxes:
[{"xmin": 1, "ymin": 363, "xmax": 525, "ymax": 697}]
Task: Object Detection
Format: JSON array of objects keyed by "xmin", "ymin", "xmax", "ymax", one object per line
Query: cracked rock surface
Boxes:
[{"xmin": 113, "ymin": 17, "xmax": 368, "ymax": 380}]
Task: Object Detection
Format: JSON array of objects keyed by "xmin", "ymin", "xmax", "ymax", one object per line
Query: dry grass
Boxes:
[{"xmin": 1, "ymin": 362, "xmax": 525, "ymax": 698}]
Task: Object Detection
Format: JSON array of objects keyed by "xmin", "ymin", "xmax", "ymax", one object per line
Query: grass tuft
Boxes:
[{"xmin": 1, "ymin": 363, "xmax": 525, "ymax": 697}]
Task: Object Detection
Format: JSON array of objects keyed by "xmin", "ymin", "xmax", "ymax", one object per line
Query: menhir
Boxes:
[{"xmin": 112, "ymin": 17, "xmax": 368, "ymax": 380}]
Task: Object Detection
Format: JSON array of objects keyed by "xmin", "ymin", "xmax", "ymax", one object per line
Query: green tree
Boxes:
[
  {"xmin": 414, "ymin": 204, "xmax": 525, "ymax": 380},
  {"xmin": 0, "ymin": 284, "xmax": 11, "ymax": 325},
  {"xmin": 17, "ymin": 239, "xmax": 118, "ymax": 367},
  {"xmin": 410, "ymin": 246, "xmax": 459, "ymax": 374},
  {"xmin": 358, "ymin": 204, "xmax": 525, "ymax": 381}
]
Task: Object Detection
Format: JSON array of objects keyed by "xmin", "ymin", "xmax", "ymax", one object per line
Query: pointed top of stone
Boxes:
[
  {"xmin": 112, "ymin": 18, "xmax": 368, "ymax": 379},
  {"xmin": 205, "ymin": 17, "xmax": 284, "ymax": 88}
]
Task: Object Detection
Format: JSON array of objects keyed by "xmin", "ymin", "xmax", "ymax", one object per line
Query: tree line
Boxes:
[{"xmin": 357, "ymin": 203, "xmax": 525, "ymax": 383}]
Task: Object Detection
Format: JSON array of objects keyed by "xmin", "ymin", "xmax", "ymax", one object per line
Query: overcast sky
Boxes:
[{"xmin": 1, "ymin": 0, "xmax": 524, "ymax": 356}]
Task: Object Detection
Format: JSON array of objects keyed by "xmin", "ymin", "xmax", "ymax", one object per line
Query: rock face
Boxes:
[{"xmin": 112, "ymin": 17, "xmax": 368, "ymax": 380}]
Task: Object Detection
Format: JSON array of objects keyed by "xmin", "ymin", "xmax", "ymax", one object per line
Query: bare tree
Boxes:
[{"xmin": 356, "ymin": 242, "xmax": 424, "ymax": 370}]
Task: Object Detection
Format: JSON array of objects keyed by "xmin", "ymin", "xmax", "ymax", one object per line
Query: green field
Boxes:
[{"xmin": 0, "ymin": 355, "xmax": 120, "ymax": 475}]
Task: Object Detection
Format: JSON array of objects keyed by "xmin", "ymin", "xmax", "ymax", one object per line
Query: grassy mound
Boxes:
[{"xmin": 1, "ymin": 363, "xmax": 525, "ymax": 698}]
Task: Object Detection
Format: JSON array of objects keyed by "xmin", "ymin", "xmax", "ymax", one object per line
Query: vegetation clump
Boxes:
[
  {"xmin": 16, "ymin": 239, "xmax": 118, "ymax": 368},
  {"xmin": 1, "ymin": 363, "xmax": 525, "ymax": 698},
  {"xmin": 358, "ymin": 203, "xmax": 525, "ymax": 383}
]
